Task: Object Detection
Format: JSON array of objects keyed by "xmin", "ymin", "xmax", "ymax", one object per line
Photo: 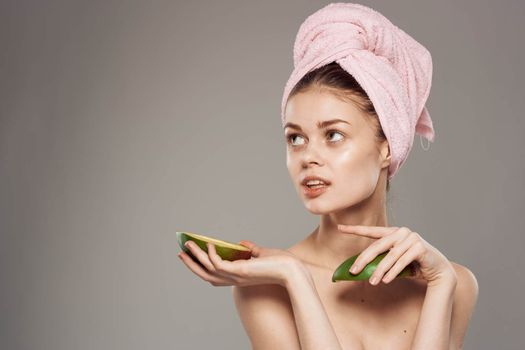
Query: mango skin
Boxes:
[
  {"xmin": 176, "ymin": 231, "xmax": 252, "ymax": 264},
  {"xmin": 332, "ymin": 251, "xmax": 415, "ymax": 282}
]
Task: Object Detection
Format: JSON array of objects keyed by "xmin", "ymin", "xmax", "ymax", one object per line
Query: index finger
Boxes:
[
  {"xmin": 337, "ymin": 224, "xmax": 399, "ymax": 238},
  {"xmin": 207, "ymin": 242, "xmax": 240, "ymax": 273}
]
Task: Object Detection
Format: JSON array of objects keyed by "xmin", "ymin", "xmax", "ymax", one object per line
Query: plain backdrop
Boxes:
[{"xmin": 1, "ymin": 1, "xmax": 524, "ymax": 349}]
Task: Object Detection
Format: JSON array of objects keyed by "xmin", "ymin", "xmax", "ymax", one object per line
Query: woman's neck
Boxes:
[{"xmin": 306, "ymin": 187, "xmax": 390, "ymax": 271}]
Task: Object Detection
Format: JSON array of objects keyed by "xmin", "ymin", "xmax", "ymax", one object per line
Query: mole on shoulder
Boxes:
[
  {"xmin": 361, "ymin": 298, "xmax": 365, "ymax": 303},
  {"xmin": 404, "ymin": 330, "xmax": 407, "ymax": 333}
]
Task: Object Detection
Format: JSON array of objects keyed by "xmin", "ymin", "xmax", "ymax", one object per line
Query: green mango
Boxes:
[
  {"xmin": 176, "ymin": 231, "xmax": 252, "ymax": 265},
  {"xmin": 332, "ymin": 251, "xmax": 416, "ymax": 282}
]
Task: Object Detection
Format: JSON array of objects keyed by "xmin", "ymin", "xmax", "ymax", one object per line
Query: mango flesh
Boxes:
[
  {"xmin": 176, "ymin": 231, "xmax": 252, "ymax": 264},
  {"xmin": 332, "ymin": 251, "xmax": 416, "ymax": 282}
]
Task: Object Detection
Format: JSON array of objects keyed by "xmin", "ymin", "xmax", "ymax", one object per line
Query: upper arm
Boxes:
[
  {"xmin": 449, "ymin": 263, "xmax": 479, "ymax": 350},
  {"xmin": 232, "ymin": 284, "xmax": 301, "ymax": 350}
]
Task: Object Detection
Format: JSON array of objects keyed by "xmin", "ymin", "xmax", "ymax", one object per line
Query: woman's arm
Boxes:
[
  {"xmin": 412, "ymin": 263, "xmax": 479, "ymax": 350},
  {"xmin": 410, "ymin": 264, "xmax": 479, "ymax": 350},
  {"xmin": 233, "ymin": 261, "xmax": 360, "ymax": 350},
  {"xmin": 283, "ymin": 262, "xmax": 353, "ymax": 350},
  {"xmin": 410, "ymin": 273, "xmax": 457, "ymax": 350},
  {"xmin": 448, "ymin": 264, "xmax": 479, "ymax": 349}
]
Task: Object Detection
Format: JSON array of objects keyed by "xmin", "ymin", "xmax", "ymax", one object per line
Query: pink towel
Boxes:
[{"xmin": 281, "ymin": 2, "xmax": 435, "ymax": 179}]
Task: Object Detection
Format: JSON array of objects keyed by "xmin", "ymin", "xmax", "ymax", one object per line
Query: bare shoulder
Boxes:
[
  {"xmin": 449, "ymin": 261, "xmax": 480, "ymax": 349},
  {"xmin": 231, "ymin": 284, "xmax": 301, "ymax": 349},
  {"xmin": 450, "ymin": 261, "xmax": 479, "ymax": 311},
  {"xmin": 450, "ymin": 261, "xmax": 479, "ymax": 294}
]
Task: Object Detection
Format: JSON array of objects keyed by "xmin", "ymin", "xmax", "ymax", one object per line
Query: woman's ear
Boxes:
[{"xmin": 380, "ymin": 140, "xmax": 391, "ymax": 167}]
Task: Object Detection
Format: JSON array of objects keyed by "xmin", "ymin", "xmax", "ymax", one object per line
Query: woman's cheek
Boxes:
[{"xmin": 334, "ymin": 149, "xmax": 378, "ymax": 197}]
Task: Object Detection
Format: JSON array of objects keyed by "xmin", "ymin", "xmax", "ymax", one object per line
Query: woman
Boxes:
[{"xmin": 178, "ymin": 3, "xmax": 478, "ymax": 349}]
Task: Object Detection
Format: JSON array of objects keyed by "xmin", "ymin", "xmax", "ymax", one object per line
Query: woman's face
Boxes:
[{"xmin": 284, "ymin": 89, "xmax": 390, "ymax": 214}]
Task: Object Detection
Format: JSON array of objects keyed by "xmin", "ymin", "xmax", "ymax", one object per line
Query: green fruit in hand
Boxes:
[
  {"xmin": 332, "ymin": 251, "xmax": 416, "ymax": 282},
  {"xmin": 176, "ymin": 231, "xmax": 252, "ymax": 264}
]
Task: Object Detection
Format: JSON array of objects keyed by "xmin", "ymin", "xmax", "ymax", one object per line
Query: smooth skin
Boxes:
[{"xmin": 178, "ymin": 88, "xmax": 479, "ymax": 349}]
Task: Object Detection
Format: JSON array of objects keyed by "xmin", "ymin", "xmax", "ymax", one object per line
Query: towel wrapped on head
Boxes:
[{"xmin": 281, "ymin": 2, "xmax": 435, "ymax": 180}]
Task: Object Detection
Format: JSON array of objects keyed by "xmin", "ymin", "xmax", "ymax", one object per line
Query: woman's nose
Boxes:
[{"xmin": 301, "ymin": 144, "xmax": 324, "ymax": 167}]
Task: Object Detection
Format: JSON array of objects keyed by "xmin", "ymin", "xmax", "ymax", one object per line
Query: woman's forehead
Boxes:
[
  {"xmin": 284, "ymin": 92, "xmax": 366, "ymax": 129},
  {"xmin": 283, "ymin": 106, "xmax": 365, "ymax": 130}
]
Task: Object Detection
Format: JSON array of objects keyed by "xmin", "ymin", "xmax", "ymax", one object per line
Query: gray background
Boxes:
[{"xmin": 1, "ymin": 0, "xmax": 523, "ymax": 349}]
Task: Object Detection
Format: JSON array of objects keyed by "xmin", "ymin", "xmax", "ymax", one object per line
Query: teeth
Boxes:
[
  {"xmin": 309, "ymin": 184, "xmax": 325, "ymax": 189},
  {"xmin": 306, "ymin": 180, "xmax": 326, "ymax": 186}
]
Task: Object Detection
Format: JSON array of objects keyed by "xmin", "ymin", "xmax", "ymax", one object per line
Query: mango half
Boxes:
[
  {"xmin": 176, "ymin": 231, "xmax": 252, "ymax": 264},
  {"xmin": 332, "ymin": 251, "xmax": 416, "ymax": 282}
]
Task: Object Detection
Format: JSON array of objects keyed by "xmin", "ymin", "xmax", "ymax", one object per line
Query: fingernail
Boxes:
[
  {"xmin": 370, "ymin": 276, "xmax": 378, "ymax": 285},
  {"xmin": 350, "ymin": 265, "xmax": 359, "ymax": 274}
]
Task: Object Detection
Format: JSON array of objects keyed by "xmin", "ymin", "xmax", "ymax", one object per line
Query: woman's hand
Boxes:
[
  {"xmin": 337, "ymin": 224, "xmax": 457, "ymax": 287},
  {"xmin": 178, "ymin": 240, "xmax": 304, "ymax": 288}
]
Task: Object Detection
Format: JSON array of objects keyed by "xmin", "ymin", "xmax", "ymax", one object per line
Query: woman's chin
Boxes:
[
  {"xmin": 303, "ymin": 196, "xmax": 360, "ymax": 215},
  {"xmin": 303, "ymin": 202, "xmax": 335, "ymax": 215}
]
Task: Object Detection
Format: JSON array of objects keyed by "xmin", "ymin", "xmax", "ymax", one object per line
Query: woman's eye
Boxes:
[
  {"xmin": 286, "ymin": 131, "xmax": 344, "ymax": 146},
  {"xmin": 327, "ymin": 130, "xmax": 344, "ymax": 142},
  {"xmin": 287, "ymin": 134, "xmax": 305, "ymax": 146}
]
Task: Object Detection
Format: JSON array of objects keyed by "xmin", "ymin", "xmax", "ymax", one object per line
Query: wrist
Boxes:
[
  {"xmin": 282, "ymin": 260, "xmax": 314, "ymax": 289},
  {"xmin": 427, "ymin": 269, "xmax": 458, "ymax": 290}
]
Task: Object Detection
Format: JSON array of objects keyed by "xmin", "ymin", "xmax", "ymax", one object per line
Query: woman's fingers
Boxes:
[
  {"xmin": 368, "ymin": 235, "xmax": 414, "ymax": 284},
  {"xmin": 179, "ymin": 251, "xmax": 232, "ymax": 286},
  {"xmin": 207, "ymin": 243, "xmax": 243, "ymax": 279},
  {"xmin": 380, "ymin": 246, "xmax": 422, "ymax": 283},
  {"xmin": 184, "ymin": 241, "xmax": 216, "ymax": 272},
  {"xmin": 350, "ymin": 227, "xmax": 411, "ymax": 274},
  {"xmin": 239, "ymin": 240, "xmax": 256, "ymax": 249},
  {"xmin": 239, "ymin": 240, "xmax": 260, "ymax": 257}
]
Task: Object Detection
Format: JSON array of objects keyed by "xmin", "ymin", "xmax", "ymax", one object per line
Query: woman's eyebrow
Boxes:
[{"xmin": 283, "ymin": 118, "xmax": 351, "ymax": 131}]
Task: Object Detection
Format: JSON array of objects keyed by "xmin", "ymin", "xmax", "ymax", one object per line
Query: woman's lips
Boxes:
[{"xmin": 302, "ymin": 184, "xmax": 329, "ymax": 198}]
